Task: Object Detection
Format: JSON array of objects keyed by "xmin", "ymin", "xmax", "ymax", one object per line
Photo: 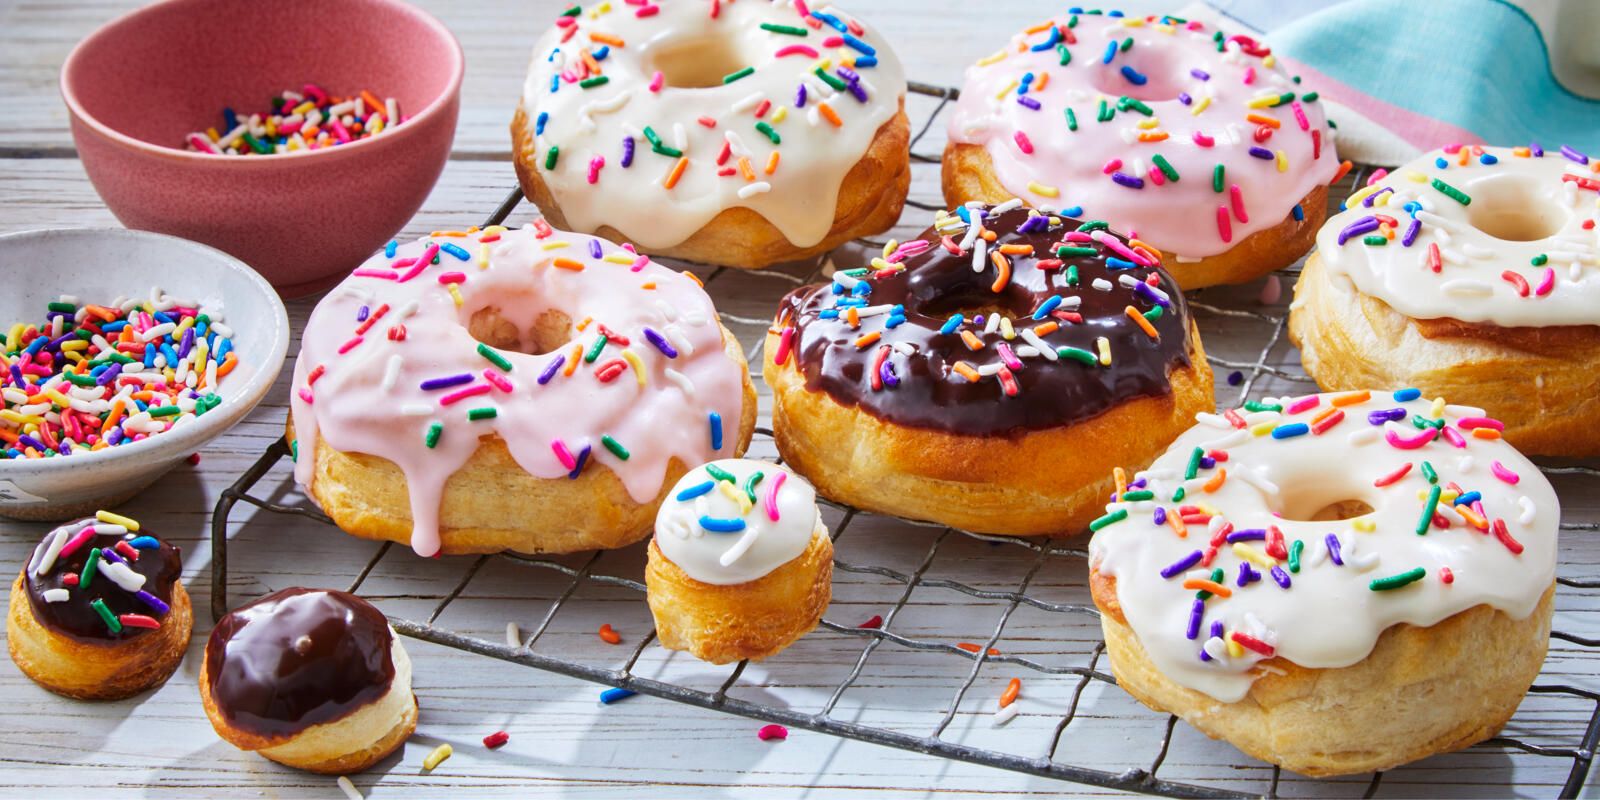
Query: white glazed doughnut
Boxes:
[
  {"xmin": 1089, "ymin": 388, "xmax": 1557, "ymax": 701},
  {"xmin": 514, "ymin": 1, "xmax": 909, "ymax": 267},
  {"xmin": 654, "ymin": 458, "xmax": 820, "ymax": 585},
  {"xmin": 288, "ymin": 219, "xmax": 755, "ymax": 557}
]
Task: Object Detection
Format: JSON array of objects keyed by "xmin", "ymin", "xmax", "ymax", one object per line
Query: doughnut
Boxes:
[
  {"xmin": 647, "ymin": 459, "xmax": 830, "ymax": 664},
  {"xmin": 288, "ymin": 220, "xmax": 758, "ymax": 557},
  {"xmin": 513, "ymin": 2, "xmax": 909, "ymax": 269},
  {"xmin": 764, "ymin": 202, "xmax": 1212, "ymax": 535},
  {"xmin": 202, "ymin": 588, "xmax": 416, "ymax": 774},
  {"xmin": 1290, "ymin": 143, "xmax": 1600, "ymax": 456},
  {"xmin": 943, "ymin": 11, "xmax": 1339, "ymax": 288},
  {"xmin": 7, "ymin": 510, "xmax": 191, "ymax": 700},
  {"xmin": 1088, "ymin": 389, "xmax": 1558, "ymax": 776}
]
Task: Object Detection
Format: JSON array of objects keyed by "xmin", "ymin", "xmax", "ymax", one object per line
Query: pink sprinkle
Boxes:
[
  {"xmin": 629, "ymin": 255, "xmax": 650, "ymax": 272},
  {"xmin": 775, "ymin": 44, "xmax": 819, "ymax": 58},
  {"xmin": 330, "ymin": 119, "xmax": 352, "ymax": 144},
  {"xmin": 437, "ymin": 272, "xmax": 466, "ymax": 284},
  {"xmin": 1491, "ymin": 461, "xmax": 1521, "ymax": 485},
  {"xmin": 1457, "ymin": 417, "xmax": 1505, "ymax": 431},
  {"xmin": 1229, "ymin": 184, "xmax": 1249, "ymax": 223},
  {"xmin": 1373, "ymin": 462, "xmax": 1412, "ymax": 487},
  {"xmin": 187, "ymin": 133, "xmax": 219, "ymax": 154},
  {"xmin": 399, "ymin": 244, "xmax": 440, "ymax": 282},
  {"xmin": 588, "ymin": 156, "xmax": 605, "ymax": 184},
  {"xmin": 794, "ymin": 0, "xmax": 810, "ymax": 17},
  {"xmin": 757, "ymin": 724, "xmax": 788, "ymax": 741},
  {"xmin": 440, "ymin": 383, "xmax": 492, "ymax": 406},
  {"xmin": 1385, "ymin": 425, "xmax": 1439, "ymax": 450},
  {"xmin": 551, "ymin": 439, "xmax": 577, "ymax": 470},
  {"xmin": 1215, "ymin": 206, "xmax": 1233, "ymax": 243},
  {"xmin": 697, "ymin": 116, "xmax": 717, "ymax": 128},
  {"xmin": 1242, "ymin": 66, "xmax": 1255, "ymax": 84},
  {"xmin": 1091, "ymin": 230, "xmax": 1152, "ymax": 266},
  {"xmin": 1366, "ymin": 168, "xmax": 1390, "ymax": 186},
  {"xmin": 1192, "ymin": 131, "xmax": 1214, "ymax": 147},
  {"xmin": 1535, "ymin": 267, "xmax": 1556, "ymax": 296},
  {"xmin": 1013, "ymin": 131, "xmax": 1034, "ymax": 155},
  {"xmin": 1441, "ymin": 425, "xmax": 1467, "ymax": 448},
  {"xmin": 635, "ymin": 4, "xmax": 658, "ymax": 17},
  {"xmin": 1286, "ymin": 395, "xmax": 1320, "ymax": 415},
  {"xmin": 1064, "ymin": 231, "xmax": 1094, "ymax": 243},
  {"xmin": 297, "ymin": 387, "xmax": 315, "ymax": 404},
  {"xmin": 57, "ymin": 527, "xmax": 98, "ymax": 559},
  {"xmin": 1147, "ymin": 166, "xmax": 1166, "ymax": 186},
  {"xmin": 649, "ymin": 71, "xmax": 664, "ymax": 92},
  {"xmin": 1442, "ymin": 143, "xmax": 1464, "ymax": 154},
  {"xmin": 338, "ymin": 336, "xmax": 364, "ymax": 354},
  {"xmin": 765, "ymin": 471, "xmax": 787, "ymax": 521},
  {"xmin": 1102, "ymin": 158, "xmax": 1123, "ymax": 175},
  {"xmin": 996, "ymin": 342, "xmax": 1023, "ymax": 370},
  {"xmin": 773, "ymin": 327, "xmax": 796, "ymax": 365},
  {"xmin": 483, "ymin": 370, "xmax": 515, "ymax": 393},
  {"xmin": 1291, "ymin": 101, "xmax": 1309, "ymax": 132},
  {"xmin": 352, "ymin": 269, "xmax": 399, "ymax": 280},
  {"xmin": 824, "ymin": 35, "xmax": 845, "ymax": 47}
]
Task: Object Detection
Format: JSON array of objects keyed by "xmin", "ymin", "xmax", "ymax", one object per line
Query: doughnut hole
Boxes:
[
  {"xmin": 1271, "ymin": 479, "xmax": 1378, "ymax": 523},
  {"xmin": 1088, "ymin": 43, "xmax": 1186, "ymax": 102},
  {"xmin": 1465, "ymin": 174, "xmax": 1568, "ymax": 242},
  {"xmin": 467, "ymin": 307, "xmax": 573, "ymax": 356},
  {"xmin": 643, "ymin": 35, "xmax": 757, "ymax": 89}
]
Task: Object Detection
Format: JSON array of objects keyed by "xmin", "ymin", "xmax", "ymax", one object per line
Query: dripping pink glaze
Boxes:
[
  {"xmin": 947, "ymin": 13, "xmax": 1338, "ymax": 258},
  {"xmin": 290, "ymin": 222, "xmax": 746, "ymax": 557}
]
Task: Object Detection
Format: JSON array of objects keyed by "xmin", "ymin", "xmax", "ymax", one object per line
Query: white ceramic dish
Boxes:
[{"xmin": 0, "ymin": 228, "xmax": 289, "ymax": 520}]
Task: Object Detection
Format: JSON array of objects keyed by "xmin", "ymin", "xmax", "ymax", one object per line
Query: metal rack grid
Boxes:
[{"xmin": 210, "ymin": 81, "xmax": 1600, "ymax": 798}]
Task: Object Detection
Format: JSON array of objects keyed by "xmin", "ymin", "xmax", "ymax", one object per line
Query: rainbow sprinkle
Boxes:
[{"xmin": 185, "ymin": 83, "xmax": 402, "ymax": 155}]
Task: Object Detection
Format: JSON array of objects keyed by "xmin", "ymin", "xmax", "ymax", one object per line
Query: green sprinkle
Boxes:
[
  {"xmin": 1143, "ymin": 305, "xmax": 1163, "ymax": 322},
  {"xmin": 1089, "ymin": 508, "xmax": 1128, "ymax": 532},
  {"xmin": 1077, "ymin": 220, "xmax": 1110, "ymax": 233},
  {"xmin": 291, "ymin": 440, "xmax": 299, "ymax": 461},
  {"xmin": 1097, "ymin": 98, "xmax": 1113, "ymax": 122},
  {"xmin": 468, "ymin": 407, "xmax": 498, "ymax": 421},
  {"xmin": 579, "ymin": 75, "xmax": 610, "ymax": 89},
  {"xmin": 1120, "ymin": 489, "xmax": 1154, "ymax": 502},
  {"xmin": 705, "ymin": 464, "xmax": 737, "ymax": 484},
  {"xmin": 1057, "ymin": 245, "xmax": 1096, "ymax": 258},
  {"xmin": 643, "ymin": 126, "xmax": 663, "ymax": 147},
  {"xmin": 1065, "ymin": 107, "xmax": 1078, "ymax": 131},
  {"xmin": 1068, "ymin": 14, "xmax": 1078, "ymax": 26},
  {"xmin": 1151, "ymin": 154, "xmax": 1179, "ymax": 182},
  {"xmin": 148, "ymin": 404, "xmax": 180, "ymax": 417},
  {"xmin": 584, "ymin": 333, "xmax": 609, "ymax": 363},
  {"xmin": 46, "ymin": 302, "xmax": 76, "ymax": 313},
  {"xmin": 1122, "ymin": 98, "xmax": 1154, "ymax": 116},
  {"xmin": 1417, "ymin": 485, "xmax": 1441, "ymax": 535},
  {"xmin": 1274, "ymin": 91, "xmax": 1295, "ymax": 106},
  {"xmin": 1370, "ymin": 567, "xmax": 1426, "ymax": 591},
  {"xmin": 477, "ymin": 343, "xmax": 513, "ymax": 372},
  {"xmin": 195, "ymin": 394, "xmax": 221, "ymax": 415},
  {"xmin": 1119, "ymin": 36, "xmax": 1133, "ymax": 51},
  {"xmin": 1362, "ymin": 235, "xmax": 1388, "ymax": 246},
  {"xmin": 90, "ymin": 598, "xmax": 122, "ymax": 634},
  {"xmin": 424, "ymin": 423, "xmax": 443, "ymax": 448},
  {"xmin": 1430, "ymin": 177, "xmax": 1472, "ymax": 206},
  {"xmin": 544, "ymin": 146, "xmax": 559, "ymax": 170},
  {"xmin": 241, "ymin": 131, "xmax": 269, "ymax": 154},
  {"xmin": 1183, "ymin": 446, "xmax": 1203, "ymax": 480},
  {"xmin": 1532, "ymin": 253, "xmax": 1548, "ymax": 266},
  {"xmin": 743, "ymin": 470, "xmax": 764, "ymax": 503},
  {"xmin": 65, "ymin": 372, "xmax": 98, "ymax": 387},
  {"xmin": 1243, "ymin": 400, "xmax": 1282, "ymax": 413},
  {"xmin": 1057, "ymin": 346, "xmax": 1097, "ymax": 365},
  {"xmin": 601, "ymin": 434, "xmax": 630, "ymax": 460},
  {"xmin": 760, "ymin": 22, "xmax": 808, "ymax": 35},
  {"xmin": 755, "ymin": 121, "xmax": 780, "ymax": 144},
  {"xmin": 81, "ymin": 548, "xmax": 101, "ymax": 588},
  {"xmin": 560, "ymin": 5, "xmax": 581, "ymax": 16},
  {"xmin": 1288, "ymin": 539, "xmax": 1303, "ymax": 573},
  {"xmin": 1065, "ymin": 265, "xmax": 1080, "ymax": 286},
  {"xmin": 1421, "ymin": 461, "xmax": 1438, "ymax": 484},
  {"xmin": 1172, "ymin": 486, "xmax": 1186, "ymax": 503},
  {"xmin": 1196, "ymin": 567, "xmax": 1224, "ymax": 599},
  {"xmin": 1301, "ymin": 90, "xmax": 1319, "ymax": 102},
  {"xmin": 814, "ymin": 67, "xmax": 847, "ymax": 91},
  {"xmin": 651, "ymin": 144, "xmax": 684, "ymax": 158},
  {"xmin": 1057, "ymin": 43, "xmax": 1072, "ymax": 66},
  {"xmin": 722, "ymin": 66, "xmax": 755, "ymax": 84},
  {"xmin": 1212, "ymin": 164, "xmax": 1225, "ymax": 193}
]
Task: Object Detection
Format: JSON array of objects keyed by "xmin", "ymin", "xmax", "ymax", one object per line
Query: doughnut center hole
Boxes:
[
  {"xmin": 644, "ymin": 36, "xmax": 754, "ymax": 89},
  {"xmin": 1465, "ymin": 174, "xmax": 1567, "ymax": 242},
  {"xmin": 1089, "ymin": 45, "xmax": 1185, "ymax": 102},
  {"xmin": 1274, "ymin": 484, "xmax": 1377, "ymax": 522},
  {"xmin": 468, "ymin": 308, "xmax": 573, "ymax": 356}
]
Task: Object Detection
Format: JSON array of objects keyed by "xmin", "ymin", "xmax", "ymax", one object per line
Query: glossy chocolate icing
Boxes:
[
  {"xmin": 776, "ymin": 205, "xmax": 1195, "ymax": 436},
  {"xmin": 205, "ymin": 588, "xmax": 395, "ymax": 738},
  {"xmin": 24, "ymin": 520, "xmax": 182, "ymax": 642}
]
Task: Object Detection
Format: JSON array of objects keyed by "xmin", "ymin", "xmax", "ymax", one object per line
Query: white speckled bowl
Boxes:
[{"xmin": 0, "ymin": 228, "xmax": 289, "ymax": 520}]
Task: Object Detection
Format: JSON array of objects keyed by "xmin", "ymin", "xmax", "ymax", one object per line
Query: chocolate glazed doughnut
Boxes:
[{"xmin": 764, "ymin": 203, "xmax": 1213, "ymax": 535}]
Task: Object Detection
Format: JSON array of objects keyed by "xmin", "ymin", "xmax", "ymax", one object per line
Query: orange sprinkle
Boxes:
[
  {"xmin": 1182, "ymin": 578, "xmax": 1232, "ymax": 597},
  {"xmin": 215, "ymin": 353, "xmax": 238, "ymax": 378},
  {"xmin": 952, "ymin": 361, "xmax": 982, "ymax": 382},
  {"xmin": 361, "ymin": 90, "xmax": 385, "ymax": 117},
  {"xmin": 959, "ymin": 330, "xmax": 985, "ymax": 351},
  {"xmin": 1033, "ymin": 321, "xmax": 1059, "ymax": 336},
  {"xmin": 818, "ymin": 102, "xmax": 843, "ymax": 127},
  {"xmin": 1033, "ymin": 72, "xmax": 1049, "ymax": 91},
  {"xmin": 553, "ymin": 257, "xmax": 586, "ymax": 271},
  {"xmin": 1245, "ymin": 113, "xmax": 1281, "ymax": 129},
  {"xmin": 663, "ymin": 156, "xmax": 689, "ymax": 189},
  {"xmin": 681, "ymin": 270, "xmax": 704, "ymax": 287},
  {"xmin": 981, "ymin": 229, "xmax": 997, "ymax": 242},
  {"xmin": 738, "ymin": 156, "xmax": 755, "ymax": 181},
  {"xmin": 1024, "ymin": 21, "xmax": 1052, "ymax": 34},
  {"xmin": 564, "ymin": 343, "xmax": 582, "ymax": 376},
  {"xmin": 990, "ymin": 252, "xmax": 1011, "ymax": 292},
  {"xmin": 846, "ymin": 306, "xmax": 860, "ymax": 329},
  {"xmin": 1513, "ymin": 146, "xmax": 1531, "ymax": 157},
  {"xmin": 1114, "ymin": 466, "xmax": 1128, "ymax": 497},
  {"xmin": 1330, "ymin": 390, "xmax": 1370, "ymax": 407},
  {"xmin": 429, "ymin": 230, "xmax": 470, "ymax": 237},
  {"xmin": 1136, "ymin": 131, "xmax": 1170, "ymax": 143},
  {"xmin": 641, "ymin": 281, "xmax": 657, "ymax": 290},
  {"xmin": 998, "ymin": 244, "xmax": 1033, "ymax": 255},
  {"xmin": 1471, "ymin": 427, "xmax": 1502, "ymax": 440},
  {"xmin": 764, "ymin": 151, "xmax": 780, "ymax": 175},
  {"xmin": 999, "ymin": 678, "xmax": 1021, "ymax": 708},
  {"xmin": 1459, "ymin": 147, "xmax": 1470, "ymax": 166},
  {"xmin": 1203, "ymin": 467, "xmax": 1228, "ymax": 493},
  {"xmin": 1128, "ymin": 239, "xmax": 1164, "ymax": 263},
  {"xmin": 1166, "ymin": 511, "xmax": 1188, "ymax": 538},
  {"xmin": 101, "ymin": 400, "xmax": 125, "ymax": 434},
  {"xmin": 956, "ymin": 642, "xmax": 1001, "ymax": 656},
  {"xmin": 854, "ymin": 331, "xmax": 882, "ymax": 349},
  {"xmin": 1332, "ymin": 159, "xmax": 1354, "ymax": 184},
  {"xmin": 0, "ymin": 428, "xmax": 16, "ymax": 445},
  {"xmin": 581, "ymin": 50, "xmax": 602, "ymax": 76},
  {"xmin": 1311, "ymin": 406, "xmax": 1340, "ymax": 426},
  {"xmin": 1125, "ymin": 305, "xmax": 1159, "ymax": 340},
  {"xmin": 1455, "ymin": 503, "xmax": 1489, "ymax": 530},
  {"xmin": 589, "ymin": 31, "xmax": 626, "ymax": 47},
  {"xmin": 598, "ymin": 624, "xmax": 622, "ymax": 644}
]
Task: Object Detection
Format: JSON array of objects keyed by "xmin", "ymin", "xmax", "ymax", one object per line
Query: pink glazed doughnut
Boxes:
[
  {"xmin": 287, "ymin": 220, "xmax": 757, "ymax": 557},
  {"xmin": 943, "ymin": 10, "xmax": 1341, "ymax": 288}
]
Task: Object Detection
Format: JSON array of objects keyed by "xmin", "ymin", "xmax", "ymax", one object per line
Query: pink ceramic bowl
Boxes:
[{"xmin": 62, "ymin": 0, "xmax": 463, "ymax": 298}]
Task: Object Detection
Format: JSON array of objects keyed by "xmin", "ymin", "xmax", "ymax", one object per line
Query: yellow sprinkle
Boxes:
[
  {"xmin": 45, "ymin": 389, "xmax": 73, "ymax": 407},
  {"xmin": 1226, "ymin": 637, "xmax": 1245, "ymax": 659},
  {"xmin": 1096, "ymin": 337, "xmax": 1111, "ymax": 366},
  {"xmin": 1351, "ymin": 519, "xmax": 1376, "ymax": 533},
  {"xmin": 1249, "ymin": 421, "xmax": 1275, "ymax": 437},
  {"xmin": 1404, "ymin": 169, "xmax": 1430, "ymax": 183},
  {"xmin": 817, "ymin": 58, "xmax": 833, "ymax": 70},
  {"xmin": 1430, "ymin": 397, "xmax": 1446, "ymax": 418},
  {"xmin": 994, "ymin": 79, "xmax": 1020, "ymax": 101},
  {"xmin": 1246, "ymin": 95, "xmax": 1278, "ymax": 109},
  {"xmin": 1156, "ymin": 23, "xmax": 1176, "ymax": 34},
  {"xmin": 293, "ymin": 101, "xmax": 316, "ymax": 115},
  {"xmin": 975, "ymin": 49, "xmax": 1008, "ymax": 67},
  {"xmin": 999, "ymin": 317, "xmax": 1016, "ymax": 340},
  {"xmin": 869, "ymin": 257, "xmax": 893, "ymax": 272},
  {"xmin": 622, "ymin": 350, "xmax": 647, "ymax": 387},
  {"xmin": 0, "ymin": 410, "xmax": 41, "ymax": 425},
  {"xmin": 1136, "ymin": 118, "xmax": 1159, "ymax": 130},
  {"xmin": 174, "ymin": 317, "xmax": 195, "ymax": 337},
  {"xmin": 422, "ymin": 743, "xmax": 453, "ymax": 771},
  {"xmin": 58, "ymin": 340, "xmax": 89, "ymax": 352},
  {"xmin": 771, "ymin": 106, "xmax": 788, "ymax": 124},
  {"xmin": 1345, "ymin": 184, "xmax": 1381, "ymax": 206},
  {"xmin": 603, "ymin": 254, "xmax": 636, "ymax": 265},
  {"xmin": 1263, "ymin": 54, "xmax": 1277, "ymax": 68},
  {"xmin": 1232, "ymin": 543, "xmax": 1277, "ymax": 568},
  {"xmin": 1274, "ymin": 150, "xmax": 1288, "ymax": 172},
  {"xmin": 718, "ymin": 480, "xmax": 754, "ymax": 514},
  {"xmin": 449, "ymin": 284, "xmax": 464, "ymax": 308},
  {"xmin": 1027, "ymin": 181, "xmax": 1060, "ymax": 198},
  {"xmin": 1122, "ymin": 17, "xmax": 1146, "ymax": 27},
  {"xmin": 96, "ymin": 510, "xmax": 140, "ymax": 532},
  {"xmin": 1190, "ymin": 96, "xmax": 1212, "ymax": 116},
  {"xmin": 479, "ymin": 244, "xmax": 490, "ymax": 269},
  {"xmin": 542, "ymin": 241, "xmax": 570, "ymax": 250},
  {"xmin": 882, "ymin": 239, "xmax": 897, "ymax": 259}
]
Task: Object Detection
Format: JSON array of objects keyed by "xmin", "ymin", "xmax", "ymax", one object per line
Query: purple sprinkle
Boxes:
[
  {"xmin": 1199, "ymin": 456, "xmax": 1216, "ymax": 470},
  {"xmin": 1361, "ymin": 186, "xmax": 1393, "ymax": 208},
  {"xmin": 134, "ymin": 589, "xmax": 170, "ymax": 614},
  {"xmin": 1247, "ymin": 146, "xmax": 1275, "ymax": 160},
  {"xmin": 1017, "ymin": 215, "xmax": 1049, "ymax": 234},
  {"xmin": 1186, "ymin": 598, "xmax": 1204, "ymax": 640},
  {"xmin": 1325, "ymin": 534, "xmax": 1344, "ymax": 566},
  {"xmin": 1134, "ymin": 280, "xmax": 1170, "ymax": 308},
  {"xmin": 105, "ymin": 428, "xmax": 124, "ymax": 446},
  {"xmin": 10, "ymin": 364, "xmax": 24, "ymax": 386},
  {"xmin": 621, "ymin": 136, "xmax": 635, "ymax": 168},
  {"xmin": 589, "ymin": 239, "xmax": 603, "ymax": 259},
  {"xmin": 1227, "ymin": 370, "xmax": 1243, "ymax": 386},
  {"xmin": 971, "ymin": 314, "xmax": 985, "ymax": 326},
  {"xmin": 847, "ymin": 81, "xmax": 868, "ymax": 103},
  {"xmin": 18, "ymin": 434, "xmax": 46, "ymax": 451},
  {"xmin": 1561, "ymin": 144, "xmax": 1589, "ymax": 164},
  {"xmin": 1367, "ymin": 407, "xmax": 1407, "ymax": 425},
  {"xmin": 1226, "ymin": 528, "xmax": 1266, "ymax": 543},
  {"xmin": 567, "ymin": 444, "xmax": 591, "ymax": 479},
  {"xmin": 1178, "ymin": 92, "xmax": 1192, "ymax": 105},
  {"xmin": 178, "ymin": 326, "xmax": 196, "ymax": 358},
  {"xmin": 1153, "ymin": 506, "xmax": 1167, "ymax": 525},
  {"xmin": 1401, "ymin": 217, "xmax": 1421, "ymax": 247},
  {"xmin": 1200, "ymin": 620, "xmax": 1223, "ymax": 661},
  {"xmin": 836, "ymin": 65, "xmax": 861, "ymax": 84},
  {"xmin": 1530, "ymin": 141, "xmax": 1544, "ymax": 158},
  {"xmin": 643, "ymin": 327, "xmax": 679, "ymax": 358},
  {"xmin": 420, "ymin": 373, "xmax": 475, "ymax": 391},
  {"xmin": 1111, "ymin": 171, "xmax": 1145, "ymax": 189},
  {"xmin": 1160, "ymin": 549, "xmax": 1204, "ymax": 579},
  {"xmin": 1131, "ymin": 477, "xmax": 1147, "ymax": 489},
  {"xmin": 1236, "ymin": 561, "xmax": 1260, "ymax": 587},
  {"xmin": 95, "ymin": 363, "xmax": 122, "ymax": 387},
  {"xmin": 1017, "ymin": 96, "xmax": 1042, "ymax": 111},
  {"xmin": 879, "ymin": 358, "xmax": 899, "ymax": 388},
  {"xmin": 1270, "ymin": 566, "xmax": 1292, "ymax": 588},
  {"xmin": 536, "ymin": 355, "xmax": 566, "ymax": 385},
  {"xmin": 795, "ymin": 82, "xmax": 807, "ymax": 108},
  {"xmin": 1336, "ymin": 215, "xmax": 1380, "ymax": 245},
  {"xmin": 357, "ymin": 305, "xmax": 371, "ymax": 322},
  {"xmin": 1190, "ymin": 69, "xmax": 1210, "ymax": 81}
]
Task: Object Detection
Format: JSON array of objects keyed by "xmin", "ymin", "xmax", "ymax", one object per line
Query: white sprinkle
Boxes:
[
  {"xmin": 32, "ymin": 526, "xmax": 75, "ymax": 577},
  {"xmin": 98, "ymin": 558, "xmax": 146, "ymax": 592},
  {"xmin": 1200, "ymin": 429, "xmax": 1249, "ymax": 450},
  {"xmin": 1234, "ymin": 469, "xmax": 1280, "ymax": 499},
  {"xmin": 1202, "ymin": 636, "xmax": 1229, "ymax": 661},
  {"xmin": 1457, "ymin": 456, "xmax": 1475, "ymax": 473},
  {"xmin": 41, "ymin": 589, "xmax": 70, "ymax": 603},
  {"xmin": 1092, "ymin": 278, "xmax": 1113, "ymax": 291},
  {"xmin": 991, "ymin": 198, "xmax": 1024, "ymax": 215},
  {"xmin": 1517, "ymin": 496, "xmax": 1536, "ymax": 526},
  {"xmin": 720, "ymin": 525, "xmax": 762, "ymax": 567},
  {"xmin": 664, "ymin": 325, "xmax": 695, "ymax": 357},
  {"xmin": 1441, "ymin": 279, "xmax": 1494, "ymax": 296},
  {"xmin": 1347, "ymin": 427, "xmax": 1381, "ymax": 446},
  {"xmin": 737, "ymin": 182, "xmax": 772, "ymax": 199},
  {"xmin": 1018, "ymin": 328, "xmax": 1056, "ymax": 360},
  {"xmin": 992, "ymin": 702, "xmax": 1020, "ymax": 727},
  {"xmin": 664, "ymin": 368, "xmax": 695, "ymax": 397},
  {"xmin": 400, "ymin": 405, "xmax": 433, "ymax": 416},
  {"xmin": 381, "ymin": 355, "xmax": 404, "ymax": 392},
  {"xmin": 983, "ymin": 313, "xmax": 1001, "ymax": 335},
  {"xmin": 337, "ymin": 776, "xmax": 363, "ymax": 800},
  {"xmin": 971, "ymin": 239, "xmax": 987, "ymax": 273},
  {"xmin": 731, "ymin": 91, "xmax": 765, "ymax": 113},
  {"xmin": 506, "ymin": 622, "xmax": 522, "ymax": 648},
  {"xmin": 1195, "ymin": 412, "xmax": 1231, "ymax": 429}
]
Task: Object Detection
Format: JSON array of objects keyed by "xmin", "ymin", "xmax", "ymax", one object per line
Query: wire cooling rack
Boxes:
[{"xmin": 210, "ymin": 81, "xmax": 1600, "ymax": 797}]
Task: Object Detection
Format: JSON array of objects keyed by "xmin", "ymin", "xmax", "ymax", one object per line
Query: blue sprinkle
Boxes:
[
  {"xmin": 855, "ymin": 56, "xmax": 878, "ymax": 68},
  {"xmin": 1393, "ymin": 388, "xmax": 1422, "ymax": 402},
  {"xmin": 810, "ymin": 10, "xmax": 847, "ymax": 32},
  {"xmin": 440, "ymin": 242, "xmax": 471, "ymax": 261},
  {"xmin": 128, "ymin": 536, "xmax": 161, "ymax": 549},
  {"xmin": 1033, "ymin": 295, "xmax": 1063, "ymax": 319},
  {"xmin": 1101, "ymin": 41, "xmax": 1118, "ymax": 64},
  {"xmin": 1060, "ymin": 205, "xmax": 1084, "ymax": 217},
  {"xmin": 600, "ymin": 688, "xmax": 636, "ymax": 704},
  {"xmin": 819, "ymin": 309, "xmax": 840, "ymax": 320},
  {"xmin": 1480, "ymin": 153, "xmax": 1498, "ymax": 165},
  {"xmin": 709, "ymin": 412, "xmax": 724, "ymax": 451},
  {"xmin": 1435, "ymin": 157, "xmax": 1449, "ymax": 169},
  {"xmin": 593, "ymin": 45, "xmax": 609, "ymax": 60},
  {"xmin": 1120, "ymin": 65, "xmax": 1148, "ymax": 85},
  {"xmin": 1454, "ymin": 491, "xmax": 1482, "ymax": 506},
  {"xmin": 842, "ymin": 33, "xmax": 875, "ymax": 56},
  {"xmin": 1272, "ymin": 422, "xmax": 1310, "ymax": 439},
  {"xmin": 384, "ymin": 240, "xmax": 398, "ymax": 258},
  {"xmin": 550, "ymin": 75, "xmax": 559, "ymax": 93},
  {"xmin": 699, "ymin": 516, "xmax": 747, "ymax": 533},
  {"xmin": 884, "ymin": 314, "xmax": 906, "ymax": 329},
  {"xmin": 956, "ymin": 205, "xmax": 972, "ymax": 224},
  {"xmin": 939, "ymin": 314, "xmax": 964, "ymax": 335},
  {"xmin": 675, "ymin": 481, "xmax": 714, "ymax": 501},
  {"xmin": 1291, "ymin": 204, "xmax": 1305, "ymax": 221},
  {"xmin": 1105, "ymin": 257, "xmax": 1137, "ymax": 270}
]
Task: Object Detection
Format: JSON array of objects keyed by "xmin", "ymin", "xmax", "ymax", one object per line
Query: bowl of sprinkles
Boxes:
[
  {"xmin": 60, "ymin": 0, "xmax": 464, "ymax": 297},
  {"xmin": 0, "ymin": 228, "xmax": 290, "ymax": 521}
]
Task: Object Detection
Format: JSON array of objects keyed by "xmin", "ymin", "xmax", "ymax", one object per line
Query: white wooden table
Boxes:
[{"xmin": 3, "ymin": 2, "xmax": 1599, "ymax": 797}]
